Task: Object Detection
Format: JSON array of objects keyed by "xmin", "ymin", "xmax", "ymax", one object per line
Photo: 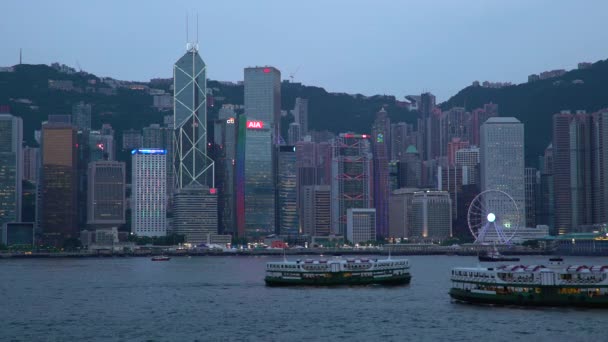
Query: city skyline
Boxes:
[{"xmin": 2, "ymin": 1, "xmax": 608, "ymax": 101}]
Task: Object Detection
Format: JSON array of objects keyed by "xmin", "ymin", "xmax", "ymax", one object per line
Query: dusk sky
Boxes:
[{"xmin": 2, "ymin": 0, "xmax": 608, "ymax": 101}]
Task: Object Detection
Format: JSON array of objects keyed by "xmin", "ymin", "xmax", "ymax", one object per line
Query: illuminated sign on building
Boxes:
[
  {"xmin": 246, "ymin": 121, "xmax": 264, "ymax": 129},
  {"xmin": 226, "ymin": 117, "xmax": 235, "ymax": 124},
  {"xmin": 209, "ymin": 188, "xmax": 217, "ymax": 194},
  {"xmin": 263, "ymin": 68, "xmax": 271, "ymax": 73},
  {"xmin": 131, "ymin": 149, "xmax": 167, "ymax": 155}
]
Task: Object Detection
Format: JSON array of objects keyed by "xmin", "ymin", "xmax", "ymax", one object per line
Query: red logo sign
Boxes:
[{"xmin": 246, "ymin": 121, "xmax": 264, "ymax": 129}]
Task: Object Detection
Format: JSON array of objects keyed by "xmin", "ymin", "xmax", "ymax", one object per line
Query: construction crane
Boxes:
[{"xmin": 289, "ymin": 65, "xmax": 301, "ymax": 83}]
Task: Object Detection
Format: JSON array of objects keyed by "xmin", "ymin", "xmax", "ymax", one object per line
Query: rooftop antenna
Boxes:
[
  {"xmin": 196, "ymin": 12, "xmax": 199, "ymax": 45},
  {"xmin": 186, "ymin": 12, "xmax": 189, "ymax": 49}
]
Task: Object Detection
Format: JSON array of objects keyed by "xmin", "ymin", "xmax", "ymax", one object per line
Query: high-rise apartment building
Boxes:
[
  {"xmin": 87, "ymin": 161, "xmax": 125, "ymax": 227},
  {"xmin": 0, "ymin": 114, "xmax": 23, "ymax": 228},
  {"xmin": 41, "ymin": 120, "xmax": 78, "ymax": 245},
  {"xmin": 72, "ymin": 101, "xmax": 91, "ymax": 132},
  {"xmin": 131, "ymin": 149, "xmax": 166, "ymax": 237},
  {"xmin": 331, "ymin": 133, "xmax": 373, "ymax": 236},
  {"xmin": 480, "ymin": 117, "xmax": 525, "ymax": 223}
]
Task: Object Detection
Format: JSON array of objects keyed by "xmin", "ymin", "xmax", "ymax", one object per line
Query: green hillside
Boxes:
[{"xmin": 441, "ymin": 59, "xmax": 608, "ymax": 165}]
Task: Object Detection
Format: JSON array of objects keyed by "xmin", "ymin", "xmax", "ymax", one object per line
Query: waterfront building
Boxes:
[
  {"xmin": 244, "ymin": 66, "xmax": 281, "ymax": 143},
  {"xmin": 277, "ymin": 145, "xmax": 298, "ymax": 235},
  {"xmin": 131, "ymin": 149, "xmax": 166, "ymax": 237},
  {"xmin": 22, "ymin": 146, "xmax": 39, "ymax": 184},
  {"xmin": 87, "ymin": 161, "xmax": 125, "ymax": 227},
  {"xmin": 388, "ymin": 188, "xmax": 419, "ymax": 240},
  {"xmin": 173, "ymin": 185, "xmax": 218, "ymax": 244},
  {"xmin": 346, "ymin": 208, "xmax": 376, "ymax": 245},
  {"xmin": 1, "ymin": 222, "xmax": 34, "ymax": 246},
  {"xmin": 525, "ymin": 167, "xmax": 538, "ymax": 228},
  {"xmin": 480, "ymin": 117, "xmax": 525, "ymax": 222},
  {"xmin": 300, "ymin": 185, "xmax": 331, "ymax": 237},
  {"xmin": 372, "ymin": 108, "xmax": 391, "ymax": 239},
  {"xmin": 235, "ymin": 115, "xmax": 275, "ymax": 239},
  {"xmin": 0, "ymin": 114, "xmax": 23, "ymax": 228},
  {"xmin": 41, "ymin": 119, "xmax": 78, "ymax": 245},
  {"xmin": 72, "ymin": 101, "xmax": 91, "ymax": 132},
  {"xmin": 409, "ymin": 190, "xmax": 452, "ymax": 241},
  {"xmin": 331, "ymin": 133, "xmax": 373, "ymax": 236}
]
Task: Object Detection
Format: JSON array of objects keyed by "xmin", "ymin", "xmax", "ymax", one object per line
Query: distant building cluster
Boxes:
[{"xmin": 2, "ymin": 53, "xmax": 607, "ymax": 251}]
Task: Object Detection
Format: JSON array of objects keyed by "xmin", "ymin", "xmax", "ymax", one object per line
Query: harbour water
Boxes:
[{"xmin": 1, "ymin": 255, "xmax": 606, "ymax": 341}]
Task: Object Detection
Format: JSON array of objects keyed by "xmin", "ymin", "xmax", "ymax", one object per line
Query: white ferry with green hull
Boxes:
[
  {"xmin": 450, "ymin": 258, "xmax": 608, "ymax": 307},
  {"xmin": 265, "ymin": 257, "xmax": 411, "ymax": 286}
]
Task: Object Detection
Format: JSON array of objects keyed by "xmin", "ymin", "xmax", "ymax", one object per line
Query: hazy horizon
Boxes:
[{"xmin": 2, "ymin": 0, "xmax": 608, "ymax": 101}]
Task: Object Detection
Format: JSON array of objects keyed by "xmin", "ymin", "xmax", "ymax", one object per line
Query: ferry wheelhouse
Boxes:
[
  {"xmin": 265, "ymin": 257, "xmax": 411, "ymax": 286},
  {"xmin": 450, "ymin": 258, "xmax": 608, "ymax": 307}
]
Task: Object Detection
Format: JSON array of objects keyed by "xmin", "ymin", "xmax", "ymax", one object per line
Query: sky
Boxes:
[{"xmin": 2, "ymin": 0, "xmax": 608, "ymax": 101}]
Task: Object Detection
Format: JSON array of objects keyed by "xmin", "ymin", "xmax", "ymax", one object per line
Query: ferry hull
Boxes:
[
  {"xmin": 265, "ymin": 273, "xmax": 411, "ymax": 287},
  {"xmin": 449, "ymin": 288, "xmax": 608, "ymax": 308}
]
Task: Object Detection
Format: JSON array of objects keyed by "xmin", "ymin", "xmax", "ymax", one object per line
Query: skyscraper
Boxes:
[
  {"xmin": 371, "ymin": 108, "xmax": 390, "ymax": 239},
  {"xmin": 593, "ymin": 109, "xmax": 608, "ymax": 225},
  {"xmin": 131, "ymin": 149, "xmax": 166, "ymax": 237},
  {"xmin": 172, "ymin": 45, "xmax": 217, "ymax": 240},
  {"xmin": 346, "ymin": 208, "xmax": 376, "ymax": 245},
  {"xmin": 480, "ymin": 117, "xmax": 526, "ymax": 223},
  {"xmin": 292, "ymin": 98, "xmax": 309, "ymax": 138},
  {"xmin": 410, "ymin": 191, "xmax": 452, "ymax": 241},
  {"xmin": 524, "ymin": 167, "xmax": 538, "ymax": 228},
  {"xmin": 277, "ymin": 146, "xmax": 298, "ymax": 235},
  {"xmin": 0, "ymin": 114, "xmax": 23, "ymax": 228},
  {"xmin": 331, "ymin": 133, "xmax": 373, "ymax": 236},
  {"xmin": 235, "ymin": 115, "xmax": 275, "ymax": 239},
  {"xmin": 244, "ymin": 67, "xmax": 281, "ymax": 143},
  {"xmin": 72, "ymin": 101, "xmax": 91, "ymax": 132},
  {"xmin": 41, "ymin": 119, "xmax": 78, "ymax": 245},
  {"xmin": 22, "ymin": 146, "xmax": 39, "ymax": 184},
  {"xmin": 87, "ymin": 161, "xmax": 125, "ymax": 227}
]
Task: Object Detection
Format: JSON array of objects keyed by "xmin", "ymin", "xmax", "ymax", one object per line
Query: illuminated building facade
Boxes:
[
  {"xmin": 131, "ymin": 149, "xmax": 166, "ymax": 237},
  {"xmin": 277, "ymin": 145, "xmax": 298, "ymax": 235},
  {"xmin": 87, "ymin": 161, "xmax": 125, "ymax": 227},
  {"xmin": 0, "ymin": 114, "xmax": 23, "ymax": 228}
]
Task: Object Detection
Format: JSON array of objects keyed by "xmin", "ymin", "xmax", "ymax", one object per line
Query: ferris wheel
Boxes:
[{"xmin": 467, "ymin": 189, "xmax": 521, "ymax": 244}]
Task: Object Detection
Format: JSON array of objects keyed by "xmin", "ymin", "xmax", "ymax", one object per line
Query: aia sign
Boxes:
[{"xmin": 246, "ymin": 120, "xmax": 264, "ymax": 129}]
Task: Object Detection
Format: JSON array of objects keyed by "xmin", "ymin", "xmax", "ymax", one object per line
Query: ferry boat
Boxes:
[
  {"xmin": 151, "ymin": 255, "xmax": 171, "ymax": 261},
  {"xmin": 450, "ymin": 258, "xmax": 608, "ymax": 307},
  {"xmin": 265, "ymin": 256, "xmax": 411, "ymax": 286},
  {"xmin": 478, "ymin": 246, "xmax": 520, "ymax": 262}
]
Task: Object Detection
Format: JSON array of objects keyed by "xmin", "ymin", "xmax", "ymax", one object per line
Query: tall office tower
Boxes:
[
  {"xmin": 301, "ymin": 185, "xmax": 331, "ymax": 236},
  {"xmin": 213, "ymin": 117, "xmax": 237, "ymax": 234},
  {"xmin": 552, "ymin": 111, "xmax": 572, "ymax": 235},
  {"xmin": 72, "ymin": 101, "xmax": 91, "ymax": 132},
  {"xmin": 371, "ymin": 108, "xmax": 391, "ymax": 239},
  {"xmin": 173, "ymin": 185, "xmax": 217, "ymax": 244},
  {"xmin": 570, "ymin": 112, "xmax": 594, "ymax": 228},
  {"xmin": 346, "ymin": 208, "xmax": 376, "ymax": 245},
  {"xmin": 292, "ymin": 98, "xmax": 309, "ymax": 137},
  {"xmin": 244, "ymin": 66, "xmax": 282, "ymax": 143},
  {"xmin": 593, "ymin": 110, "xmax": 608, "ymax": 225},
  {"xmin": 295, "ymin": 141, "xmax": 332, "ymax": 233},
  {"xmin": 390, "ymin": 122, "xmax": 414, "ymax": 161},
  {"xmin": 87, "ymin": 161, "xmax": 125, "ymax": 228},
  {"xmin": 447, "ymin": 138, "xmax": 470, "ymax": 166},
  {"xmin": 437, "ymin": 165, "xmax": 464, "ymax": 221},
  {"xmin": 288, "ymin": 122, "xmax": 301, "ymax": 145},
  {"xmin": 173, "ymin": 45, "xmax": 215, "ymax": 189},
  {"xmin": 388, "ymin": 188, "xmax": 419, "ymax": 239},
  {"xmin": 122, "ymin": 129, "xmax": 142, "ymax": 150},
  {"xmin": 22, "ymin": 146, "xmax": 39, "ymax": 184},
  {"xmin": 525, "ymin": 167, "xmax": 538, "ymax": 227},
  {"xmin": 410, "ymin": 191, "xmax": 452, "ymax": 241},
  {"xmin": 331, "ymin": 133, "xmax": 373, "ymax": 236},
  {"xmin": 480, "ymin": 117, "xmax": 525, "ymax": 223},
  {"xmin": 455, "ymin": 146, "xmax": 480, "ymax": 185},
  {"xmin": 131, "ymin": 149, "xmax": 166, "ymax": 237},
  {"xmin": 277, "ymin": 146, "xmax": 298, "ymax": 235},
  {"xmin": 537, "ymin": 144, "xmax": 555, "ymax": 234},
  {"xmin": 143, "ymin": 123, "xmax": 173, "ymax": 192},
  {"xmin": 100, "ymin": 123, "xmax": 115, "ymax": 136},
  {"xmin": 0, "ymin": 114, "xmax": 23, "ymax": 228},
  {"xmin": 440, "ymin": 107, "xmax": 470, "ymax": 157},
  {"xmin": 417, "ymin": 92, "xmax": 436, "ymax": 161},
  {"xmin": 428, "ymin": 108, "xmax": 442, "ymax": 160},
  {"xmin": 41, "ymin": 119, "xmax": 78, "ymax": 245},
  {"xmin": 88, "ymin": 129, "xmax": 115, "ymax": 161},
  {"xmin": 399, "ymin": 145, "xmax": 422, "ymax": 188},
  {"xmin": 470, "ymin": 103, "xmax": 499, "ymax": 146},
  {"xmin": 235, "ymin": 115, "xmax": 275, "ymax": 239}
]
